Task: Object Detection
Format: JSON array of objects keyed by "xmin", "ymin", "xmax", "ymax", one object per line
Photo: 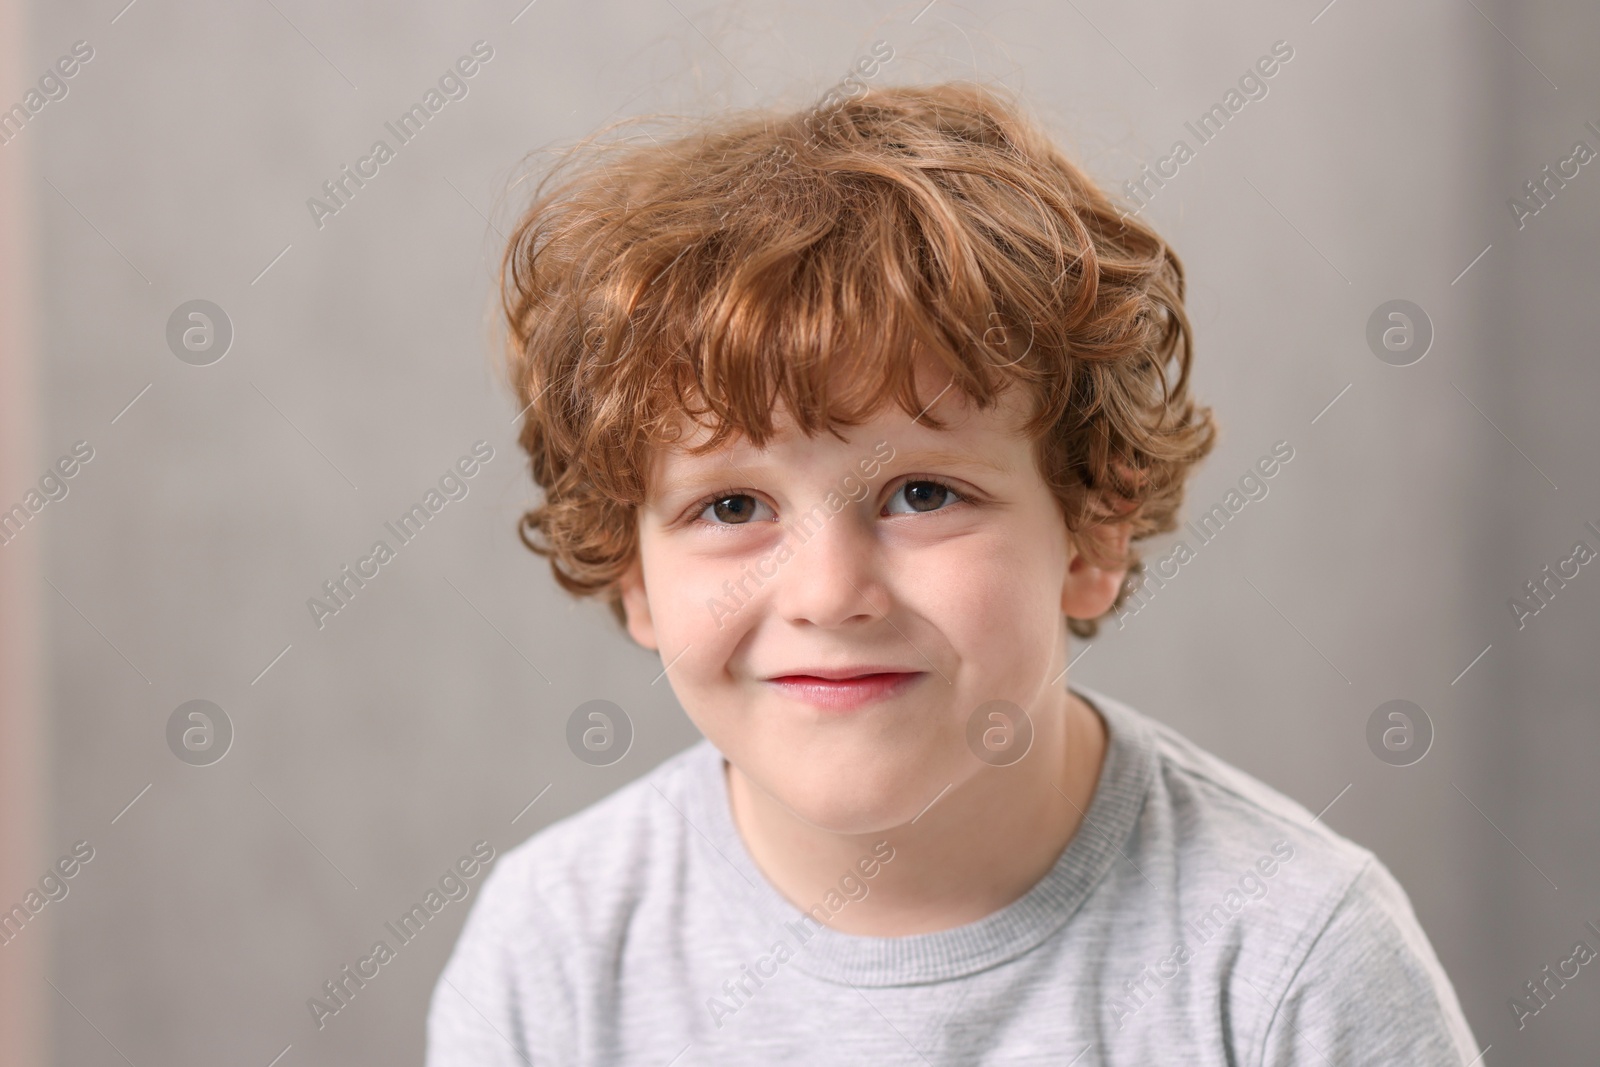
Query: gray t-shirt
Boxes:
[{"xmin": 426, "ymin": 686, "xmax": 1479, "ymax": 1065}]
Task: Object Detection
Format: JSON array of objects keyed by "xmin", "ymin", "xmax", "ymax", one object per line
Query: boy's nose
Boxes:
[{"xmin": 770, "ymin": 507, "xmax": 886, "ymax": 629}]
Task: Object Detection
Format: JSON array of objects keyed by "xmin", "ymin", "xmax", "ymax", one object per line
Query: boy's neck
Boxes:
[{"xmin": 723, "ymin": 687, "xmax": 1109, "ymax": 938}]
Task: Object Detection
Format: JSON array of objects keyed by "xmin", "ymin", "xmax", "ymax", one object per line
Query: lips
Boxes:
[
  {"xmin": 764, "ymin": 670, "xmax": 925, "ymax": 712},
  {"xmin": 764, "ymin": 665, "xmax": 919, "ymax": 681}
]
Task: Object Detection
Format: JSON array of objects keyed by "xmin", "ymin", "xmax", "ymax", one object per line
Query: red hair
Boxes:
[{"xmin": 500, "ymin": 80, "xmax": 1216, "ymax": 637}]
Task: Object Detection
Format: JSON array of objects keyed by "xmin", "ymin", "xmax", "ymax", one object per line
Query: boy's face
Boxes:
[{"xmin": 619, "ymin": 367, "xmax": 1127, "ymax": 835}]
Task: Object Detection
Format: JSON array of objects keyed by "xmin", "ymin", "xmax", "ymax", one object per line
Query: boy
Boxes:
[{"xmin": 428, "ymin": 82, "xmax": 1478, "ymax": 1064}]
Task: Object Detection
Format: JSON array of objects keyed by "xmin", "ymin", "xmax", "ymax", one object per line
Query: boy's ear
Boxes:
[
  {"xmin": 618, "ymin": 556, "xmax": 659, "ymax": 651},
  {"xmin": 1062, "ymin": 522, "xmax": 1132, "ymax": 621}
]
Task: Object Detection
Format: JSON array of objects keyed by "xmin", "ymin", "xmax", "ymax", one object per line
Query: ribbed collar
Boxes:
[{"xmin": 677, "ymin": 684, "xmax": 1156, "ymax": 987}]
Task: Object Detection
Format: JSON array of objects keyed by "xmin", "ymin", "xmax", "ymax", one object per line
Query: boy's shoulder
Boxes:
[
  {"xmin": 1089, "ymin": 683, "xmax": 1372, "ymax": 870},
  {"xmin": 1081, "ymin": 687, "xmax": 1421, "ymax": 961},
  {"xmin": 1082, "ymin": 687, "xmax": 1478, "ymax": 1062}
]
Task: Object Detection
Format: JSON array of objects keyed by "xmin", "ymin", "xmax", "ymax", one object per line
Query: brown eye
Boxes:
[
  {"xmin": 712, "ymin": 496, "xmax": 755, "ymax": 523},
  {"xmin": 698, "ymin": 493, "xmax": 773, "ymax": 525},
  {"xmin": 887, "ymin": 480, "xmax": 960, "ymax": 515}
]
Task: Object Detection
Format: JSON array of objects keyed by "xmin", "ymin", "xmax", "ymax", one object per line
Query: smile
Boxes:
[{"xmin": 764, "ymin": 671, "xmax": 926, "ymax": 712}]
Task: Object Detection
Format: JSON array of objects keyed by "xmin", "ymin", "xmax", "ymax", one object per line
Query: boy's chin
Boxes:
[{"xmin": 757, "ymin": 761, "xmax": 955, "ymax": 836}]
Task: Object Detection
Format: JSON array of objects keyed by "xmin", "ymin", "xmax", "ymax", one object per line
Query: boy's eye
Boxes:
[
  {"xmin": 690, "ymin": 478, "xmax": 965, "ymax": 526},
  {"xmin": 697, "ymin": 493, "xmax": 775, "ymax": 525},
  {"xmin": 884, "ymin": 479, "xmax": 963, "ymax": 516}
]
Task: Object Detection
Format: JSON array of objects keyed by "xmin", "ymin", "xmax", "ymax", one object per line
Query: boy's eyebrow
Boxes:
[{"xmin": 890, "ymin": 448, "xmax": 1011, "ymax": 476}]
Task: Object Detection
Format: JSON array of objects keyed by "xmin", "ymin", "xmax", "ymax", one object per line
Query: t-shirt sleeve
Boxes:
[
  {"xmin": 1256, "ymin": 856, "xmax": 1481, "ymax": 1067},
  {"xmin": 425, "ymin": 859, "xmax": 563, "ymax": 1067}
]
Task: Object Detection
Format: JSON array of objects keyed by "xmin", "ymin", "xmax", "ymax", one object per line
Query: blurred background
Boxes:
[{"xmin": 2, "ymin": 0, "xmax": 1597, "ymax": 1063}]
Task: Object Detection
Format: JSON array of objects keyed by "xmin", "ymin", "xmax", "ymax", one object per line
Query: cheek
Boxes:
[
  {"xmin": 896, "ymin": 525, "xmax": 1065, "ymax": 671},
  {"xmin": 638, "ymin": 543, "xmax": 758, "ymax": 710},
  {"xmin": 898, "ymin": 545, "xmax": 999, "ymax": 635}
]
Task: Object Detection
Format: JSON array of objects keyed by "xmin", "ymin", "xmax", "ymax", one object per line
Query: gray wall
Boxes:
[{"xmin": 5, "ymin": 0, "xmax": 1597, "ymax": 1063}]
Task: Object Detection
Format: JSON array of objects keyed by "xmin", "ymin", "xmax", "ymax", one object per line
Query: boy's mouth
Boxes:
[{"xmin": 763, "ymin": 670, "xmax": 926, "ymax": 712}]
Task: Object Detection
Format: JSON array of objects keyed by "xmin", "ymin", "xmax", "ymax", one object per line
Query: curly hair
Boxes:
[{"xmin": 499, "ymin": 80, "xmax": 1216, "ymax": 639}]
